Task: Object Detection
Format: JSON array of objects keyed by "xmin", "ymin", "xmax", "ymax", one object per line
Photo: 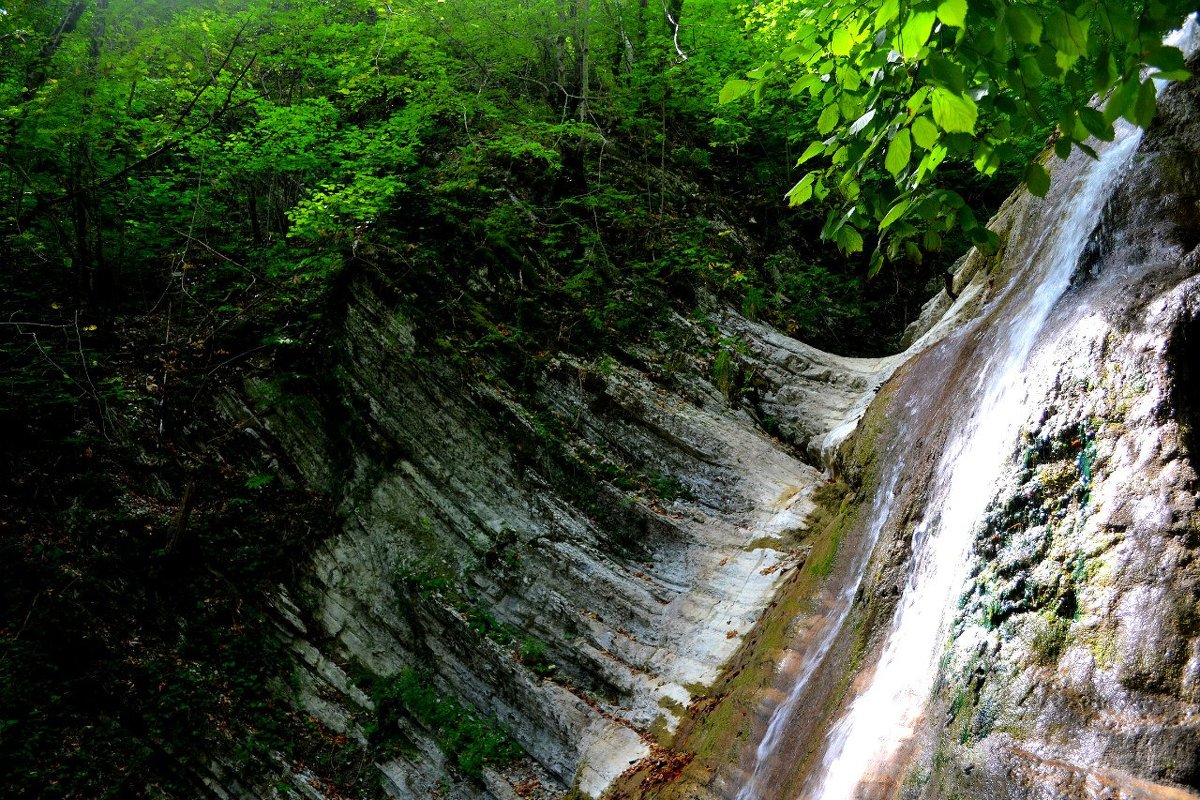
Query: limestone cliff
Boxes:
[{"xmin": 208, "ymin": 262, "xmax": 898, "ymax": 799}]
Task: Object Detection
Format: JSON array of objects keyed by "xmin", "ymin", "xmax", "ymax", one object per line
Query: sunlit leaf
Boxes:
[
  {"xmin": 831, "ymin": 27, "xmax": 854, "ymax": 57},
  {"xmin": 719, "ymin": 79, "xmax": 754, "ymax": 104},
  {"xmin": 911, "ymin": 115, "xmax": 939, "ymax": 149},
  {"xmin": 797, "ymin": 140, "xmax": 826, "ymax": 165},
  {"xmin": 931, "ymin": 87, "xmax": 978, "ymax": 133},
  {"xmin": 817, "ymin": 103, "xmax": 840, "ymax": 135},
  {"xmin": 936, "ymin": 0, "xmax": 968, "ymax": 28},
  {"xmin": 880, "ymin": 198, "xmax": 911, "ymax": 229},
  {"xmin": 898, "ymin": 11, "xmax": 937, "ymax": 59},
  {"xmin": 885, "ymin": 128, "xmax": 912, "ymax": 177},
  {"xmin": 835, "ymin": 224, "xmax": 865, "ymax": 253}
]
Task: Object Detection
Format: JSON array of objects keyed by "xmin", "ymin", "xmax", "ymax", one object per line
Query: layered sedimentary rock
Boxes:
[{"xmin": 214, "ymin": 267, "xmax": 899, "ymax": 798}]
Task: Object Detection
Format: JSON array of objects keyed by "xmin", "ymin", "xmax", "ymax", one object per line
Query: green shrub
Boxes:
[
  {"xmin": 518, "ymin": 637, "xmax": 556, "ymax": 678},
  {"xmin": 373, "ymin": 669, "xmax": 521, "ymax": 779}
]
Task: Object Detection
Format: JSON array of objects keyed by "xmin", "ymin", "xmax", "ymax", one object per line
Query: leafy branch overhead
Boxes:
[{"xmin": 722, "ymin": 0, "xmax": 1195, "ymax": 274}]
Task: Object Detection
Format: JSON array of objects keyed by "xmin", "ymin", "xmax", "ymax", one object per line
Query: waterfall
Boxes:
[
  {"xmin": 732, "ymin": 119, "xmax": 1146, "ymax": 800},
  {"xmin": 802, "ymin": 120, "xmax": 1143, "ymax": 799},
  {"xmin": 735, "ymin": 456, "xmax": 905, "ymax": 800},
  {"xmin": 799, "ymin": 20, "xmax": 1199, "ymax": 799},
  {"xmin": 731, "ymin": 95, "xmax": 1144, "ymax": 800}
]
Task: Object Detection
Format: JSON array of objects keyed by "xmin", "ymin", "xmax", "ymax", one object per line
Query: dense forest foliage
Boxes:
[
  {"xmin": 724, "ymin": 0, "xmax": 1196, "ymax": 273},
  {"xmin": 0, "ymin": 0, "xmax": 1192, "ymax": 796}
]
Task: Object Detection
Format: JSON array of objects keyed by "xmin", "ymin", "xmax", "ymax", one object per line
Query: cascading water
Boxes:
[
  {"xmin": 731, "ymin": 109, "xmax": 1146, "ymax": 800},
  {"xmin": 802, "ymin": 121, "xmax": 1143, "ymax": 800},
  {"xmin": 734, "ymin": 457, "xmax": 905, "ymax": 800},
  {"xmin": 800, "ymin": 21, "xmax": 1199, "ymax": 800},
  {"xmin": 731, "ymin": 124, "xmax": 1147, "ymax": 800}
]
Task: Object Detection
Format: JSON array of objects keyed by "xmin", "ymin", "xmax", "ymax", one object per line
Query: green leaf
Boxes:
[
  {"xmin": 915, "ymin": 144, "xmax": 949, "ymax": 182},
  {"xmin": 936, "ymin": 0, "xmax": 968, "ymax": 28},
  {"xmin": 885, "ymin": 128, "xmax": 912, "ymax": 177},
  {"xmin": 831, "ymin": 27, "xmax": 854, "ymax": 57},
  {"xmin": 786, "ymin": 173, "xmax": 817, "ymax": 206},
  {"xmin": 906, "ymin": 86, "xmax": 931, "ymax": 115},
  {"xmin": 1146, "ymin": 45, "xmax": 1186, "ymax": 72},
  {"xmin": 1005, "ymin": 5, "xmax": 1042, "ymax": 45},
  {"xmin": 719, "ymin": 80, "xmax": 753, "ymax": 105},
  {"xmin": 1098, "ymin": 2, "xmax": 1136, "ymax": 42},
  {"xmin": 926, "ymin": 53, "xmax": 966, "ymax": 93},
  {"xmin": 868, "ymin": 249, "xmax": 885, "ymax": 278},
  {"xmin": 973, "ymin": 142, "xmax": 1000, "ymax": 175},
  {"xmin": 931, "ymin": 87, "xmax": 978, "ymax": 134},
  {"xmin": 1092, "ymin": 50, "xmax": 1116, "ymax": 93},
  {"xmin": 835, "ymin": 224, "xmax": 865, "ymax": 253},
  {"xmin": 898, "ymin": 11, "xmax": 937, "ymax": 59},
  {"xmin": 880, "ymin": 198, "xmax": 911, "ymax": 229},
  {"xmin": 912, "ymin": 115, "xmax": 940, "ymax": 149},
  {"xmin": 1025, "ymin": 163, "xmax": 1051, "ymax": 197},
  {"xmin": 875, "ymin": 0, "xmax": 901, "ymax": 29},
  {"xmin": 817, "ymin": 103, "xmax": 840, "ymax": 135},
  {"xmin": 790, "ymin": 74, "xmax": 824, "ymax": 97},
  {"xmin": 1133, "ymin": 79, "xmax": 1158, "ymax": 128},
  {"xmin": 1104, "ymin": 77, "xmax": 1138, "ymax": 124},
  {"xmin": 959, "ymin": 203, "xmax": 979, "ymax": 230},
  {"xmin": 1078, "ymin": 107, "xmax": 1114, "ymax": 141},
  {"xmin": 1054, "ymin": 136, "xmax": 1072, "ymax": 159},
  {"xmin": 797, "ymin": 141, "xmax": 826, "ymax": 165},
  {"xmin": 1046, "ymin": 10, "xmax": 1087, "ymax": 70},
  {"xmin": 1152, "ymin": 69, "xmax": 1192, "ymax": 82},
  {"xmin": 781, "ymin": 42, "xmax": 815, "ymax": 61}
]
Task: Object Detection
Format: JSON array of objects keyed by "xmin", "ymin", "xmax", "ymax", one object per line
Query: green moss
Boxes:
[
  {"xmin": 648, "ymin": 714, "xmax": 674, "ymax": 747},
  {"xmin": 1084, "ymin": 628, "xmax": 1118, "ymax": 668},
  {"xmin": 806, "ymin": 496, "xmax": 851, "ymax": 577},
  {"xmin": 372, "ymin": 668, "xmax": 521, "ymax": 779},
  {"xmin": 713, "ymin": 349, "xmax": 738, "ymax": 400},
  {"xmin": 1029, "ymin": 616, "xmax": 1071, "ymax": 666},
  {"xmin": 518, "ymin": 636, "xmax": 557, "ymax": 678}
]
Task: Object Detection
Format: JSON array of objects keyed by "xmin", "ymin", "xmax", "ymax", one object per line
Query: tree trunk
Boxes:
[
  {"xmin": 576, "ymin": 0, "xmax": 590, "ymax": 120},
  {"xmin": 248, "ymin": 185, "xmax": 264, "ymax": 246},
  {"xmin": 23, "ymin": 0, "xmax": 88, "ymax": 100}
]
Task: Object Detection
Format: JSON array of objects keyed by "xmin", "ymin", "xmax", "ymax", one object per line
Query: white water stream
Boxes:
[
  {"xmin": 802, "ymin": 120, "xmax": 1143, "ymax": 799},
  {"xmin": 735, "ymin": 457, "xmax": 905, "ymax": 800}
]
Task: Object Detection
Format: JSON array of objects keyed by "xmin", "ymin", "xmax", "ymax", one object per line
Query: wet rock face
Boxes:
[
  {"xmin": 1169, "ymin": 307, "xmax": 1200, "ymax": 475},
  {"xmin": 902, "ymin": 61, "xmax": 1200, "ymax": 800}
]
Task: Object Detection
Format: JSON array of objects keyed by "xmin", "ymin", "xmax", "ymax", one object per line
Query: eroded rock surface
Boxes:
[{"xmin": 213, "ymin": 267, "xmax": 897, "ymax": 799}]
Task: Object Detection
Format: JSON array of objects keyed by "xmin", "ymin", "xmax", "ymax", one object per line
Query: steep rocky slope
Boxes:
[
  {"xmin": 210, "ymin": 266, "xmax": 898, "ymax": 799},
  {"xmin": 906, "ymin": 63, "xmax": 1200, "ymax": 800}
]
